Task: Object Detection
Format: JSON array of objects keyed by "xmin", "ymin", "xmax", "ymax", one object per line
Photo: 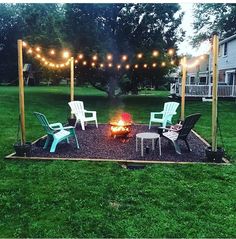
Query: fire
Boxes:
[
  {"xmin": 117, "ymin": 120, "xmax": 124, "ymax": 126},
  {"xmin": 110, "ymin": 113, "xmax": 132, "ymax": 138},
  {"xmin": 111, "ymin": 120, "xmax": 130, "ymax": 133}
]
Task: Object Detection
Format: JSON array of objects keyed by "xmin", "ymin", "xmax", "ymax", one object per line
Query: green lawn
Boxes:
[{"xmin": 0, "ymin": 86, "xmax": 235, "ymax": 238}]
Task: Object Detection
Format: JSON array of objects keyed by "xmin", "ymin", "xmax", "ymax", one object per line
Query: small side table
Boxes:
[{"xmin": 136, "ymin": 132, "xmax": 161, "ymax": 157}]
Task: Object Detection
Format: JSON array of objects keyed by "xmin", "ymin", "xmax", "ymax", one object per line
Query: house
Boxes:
[
  {"xmin": 218, "ymin": 34, "xmax": 236, "ymax": 87},
  {"xmin": 184, "ymin": 54, "xmax": 209, "ymax": 85},
  {"xmin": 170, "ymin": 33, "xmax": 236, "ymax": 98}
]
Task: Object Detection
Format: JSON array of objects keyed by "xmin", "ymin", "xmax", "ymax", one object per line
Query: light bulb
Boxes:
[
  {"xmin": 152, "ymin": 50, "xmax": 159, "ymax": 57},
  {"xmin": 137, "ymin": 53, "xmax": 143, "ymax": 59}
]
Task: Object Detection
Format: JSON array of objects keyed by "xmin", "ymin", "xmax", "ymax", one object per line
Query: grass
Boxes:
[{"xmin": 0, "ymin": 86, "xmax": 235, "ymax": 238}]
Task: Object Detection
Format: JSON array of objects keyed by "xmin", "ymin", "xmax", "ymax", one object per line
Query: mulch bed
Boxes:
[{"xmin": 30, "ymin": 124, "xmax": 211, "ymax": 162}]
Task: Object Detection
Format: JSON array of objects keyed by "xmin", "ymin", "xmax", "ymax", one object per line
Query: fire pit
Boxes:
[{"xmin": 110, "ymin": 112, "xmax": 132, "ymax": 138}]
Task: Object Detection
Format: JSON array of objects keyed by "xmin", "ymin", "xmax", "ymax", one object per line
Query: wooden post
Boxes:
[
  {"xmin": 181, "ymin": 56, "xmax": 187, "ymax": 121},
  {"xmin": 70, "ymin": 57, "xmax": 74, "ymax": 118},
  {"xmin": 212, "ymin": 34, "xmax": 219, "ymax": 151},
  {"xmin": 70, "ymin": 56, "xmax": 74, "ymax": 102},
  {"xmin": 17, "ymin": 39, "xmax": 26, "ymax": 145}
]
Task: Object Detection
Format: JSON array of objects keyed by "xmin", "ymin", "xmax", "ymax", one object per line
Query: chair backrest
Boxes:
[
  {"xmin": 178, "ymin": 113, "xmax": 201, "ymax": 140},
  {"xmin": 68, "ymin": 101, "xmax": 85, "ymax": 119},
  {"xmin": 34, "ymin": 112, "xmax": 54, "ymax": 135},
  {"xmin": 162, "ymin": 102, "xmax": 179, "ymax": 119}
]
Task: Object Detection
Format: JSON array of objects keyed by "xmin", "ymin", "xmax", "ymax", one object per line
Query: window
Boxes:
[
  {"xmin": 223, "ymin": 42, "xmax": 228, "ymax": 56},
  {"xmin": 199, "ymin": 77, "xmax": 207, "ymax": 85},
  {"xmin": 190, "ymin": 76, "xmax": 195, "ymax": 84}
]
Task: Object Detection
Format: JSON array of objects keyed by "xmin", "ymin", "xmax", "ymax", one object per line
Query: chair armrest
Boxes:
[
  {"xmin": 159, "ymin": 126, "xmax": 179, "ymax": 132},
  {"xmin": 165, "ymin": 112, "xmax": 177, "ymax": 116},
  {"xmin": 151, "ymin": 111, "xmax": 164, "ymax": 116},
  {"xmin": 84, "ymin": 110, "xmax": 96, "ymax": 115},
  {"xmin": 50, "ymin": 123, "xmax": 63, "ymax": 130},
  {"xmin": 63, "ymin": 126, "xmax": 74, "ymax": 129}
]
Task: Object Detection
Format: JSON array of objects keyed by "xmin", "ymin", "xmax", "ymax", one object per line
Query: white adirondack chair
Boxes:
[
  {"xmin": 68, "ymin": 101, "xmax": 98, "ymax": 130},
  {"xmin": 149, "ymin": 102, "xmax": 179, "ymax": 129}
]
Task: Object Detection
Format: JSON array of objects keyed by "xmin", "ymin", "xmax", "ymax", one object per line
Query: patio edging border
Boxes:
[{"xmin": 5, "ymin": 127, "xmax": 230, "ymax": 165}]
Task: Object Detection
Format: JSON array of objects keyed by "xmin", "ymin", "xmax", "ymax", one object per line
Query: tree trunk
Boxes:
[{"xmin": 108, "ymin": 75, "xmax": 120, "ymax": 98}]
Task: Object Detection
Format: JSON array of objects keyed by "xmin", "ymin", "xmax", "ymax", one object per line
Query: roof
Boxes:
[{"xmin": 220, "ymin": 33, "xmax": 236, "ymax": 45}]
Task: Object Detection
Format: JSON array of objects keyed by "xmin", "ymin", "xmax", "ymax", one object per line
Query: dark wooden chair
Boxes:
[{"xmin": 162, "ymin": 113, "xmax": 201, "ymax": 154}]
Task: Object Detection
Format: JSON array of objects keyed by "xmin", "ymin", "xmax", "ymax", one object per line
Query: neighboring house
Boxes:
[
  {"xmin": 185, "ymin": 54, "xmax": 209, "ymax": 85},
  {"xmin": 218, "ymin": 34, "xmax": 236, "ymax": 87},
  {"xmin": 170, "ymin": 33, "xmax": 236, "ymax": 98}
]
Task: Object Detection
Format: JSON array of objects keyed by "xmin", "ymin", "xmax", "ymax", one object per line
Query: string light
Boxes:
[
  {"xmin": 78, "ymin": 54, "xmax": 83, "ymax": 59},
  {"xmin": 168, "ymin": 49, "xmax": 174, "ymax": 56},
  {"xmin": 137, "ymin": 53, "xmax": 143, "ymax": 59},
  {"xmin": 107, "ymin": 54, "xmax": 112, "ymax": 61},
  {"xmin": 122, "ymin": 55, "xmax": 128, "ymax": 61},
  {"xmin": 181, "ymin": 55, "xmax": 207, "ymax": 68},
  {"xmin": 161, "ymin": 62, "xmax": 166, "ymax": 67},
  {"xmin": 24, "ymin": 42, "xmax": 70, "ymax": 69},
  {"xmin": 63, "ymin": 51, "xmax": 70, "ymax": 58},
  {"xmin": 152, "ymin": 50, "xmax": 159, "ymax": 57},
  {"xmin": 22, "ymin": 41, "xmax": 27, "ymax": 47},
  {"xmin": 92, "ymin": 55, "xmax": 98, "ymax": 61},
  {"xmin": 27, "ymin": 49, "xmax": 33, "ymax": 54},
  {"xmin": 23, "ymin": 42, "xmax": 178, "ymax": 71},
  {"xmin": 125, "ymin": 64, "xmax": 130, "ymax": 69}
]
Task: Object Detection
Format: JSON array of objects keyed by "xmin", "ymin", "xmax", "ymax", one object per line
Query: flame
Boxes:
[
  {"xmin": 117, "ymin": 120, "xmax": 124, "ymax": 126},
  {"xmin": 110, "ymin": 119, "xmax": 130, "ymax": 134}
]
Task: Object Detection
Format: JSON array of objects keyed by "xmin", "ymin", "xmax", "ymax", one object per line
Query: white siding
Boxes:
[{"xmin": 219, "ymin": 39, "xmax": 236, "ymax": 70}]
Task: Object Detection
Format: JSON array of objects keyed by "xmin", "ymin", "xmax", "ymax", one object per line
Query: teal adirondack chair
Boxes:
[
  {"xmin": 149, "ymin": 102, "xmax": 179, "ymax": 129},
  {"xmin": 34, "ymin": 112, "xmax": 79, "ymax": 153}
]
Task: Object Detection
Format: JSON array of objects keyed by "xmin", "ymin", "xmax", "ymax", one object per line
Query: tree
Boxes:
[
  {"xmin": 63, "ymin": 3, "xmax": 184, "ymax": 97},
  {"xmin": 0, "ymin": 4, "xmax": 24, "ymax": 83},
  {"xmin": 0, "ymin": 3, "xmax": 65, "ymax": 84},
  {"xmin": 192, "ymin": 3, "xmax": 236, "ymax": 46}
]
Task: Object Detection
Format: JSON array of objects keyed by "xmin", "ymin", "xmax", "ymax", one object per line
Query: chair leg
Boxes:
[
  {"xmin": 95, "ymin": 119, "xmax": 98, "ymax": 128},
  {"xmin": 184, "ymin": 140, "xmax": 192, "ymax": 152},
  {"xmin": 149, "ymin": 120, "xmax": 152, "ymax": 129},
  {"xmin": 162, "ymin": 120, "xmax": 167, "ymax": 128},
  {"xmin": 50, "ymin": 139, "xmax": 59, "ymax": 153},
  {"xmin": 73, "ymin": 130, "xmax": 79, "ymax": 149},
  {"xmin": 66, "ymin": 138, "xmax": 69, "ymax": 143},
  {"xmin": 173, "ymin": 140, "xmax": 181, "ymax": 154},
  {"xmin": 43, "ymin": 136, "xmax": 50, "ymax": 149},
  {"xmin": 81, "ymin": 120, "xmax": 85, "ymax": 130}
]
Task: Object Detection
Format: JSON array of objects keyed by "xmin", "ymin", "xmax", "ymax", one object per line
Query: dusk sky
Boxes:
[{"xmin": 178, "ymin": 3, "xmax": 211, "ymax": 56}]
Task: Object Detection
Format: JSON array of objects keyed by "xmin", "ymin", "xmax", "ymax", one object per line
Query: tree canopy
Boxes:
[
  {"xmin": 192, "ymin": 3, "xmax": 236, "ymax": 46},
  {"xmin": 0, "ymin": 3, "xmax": 184, "ymax": 96}
]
